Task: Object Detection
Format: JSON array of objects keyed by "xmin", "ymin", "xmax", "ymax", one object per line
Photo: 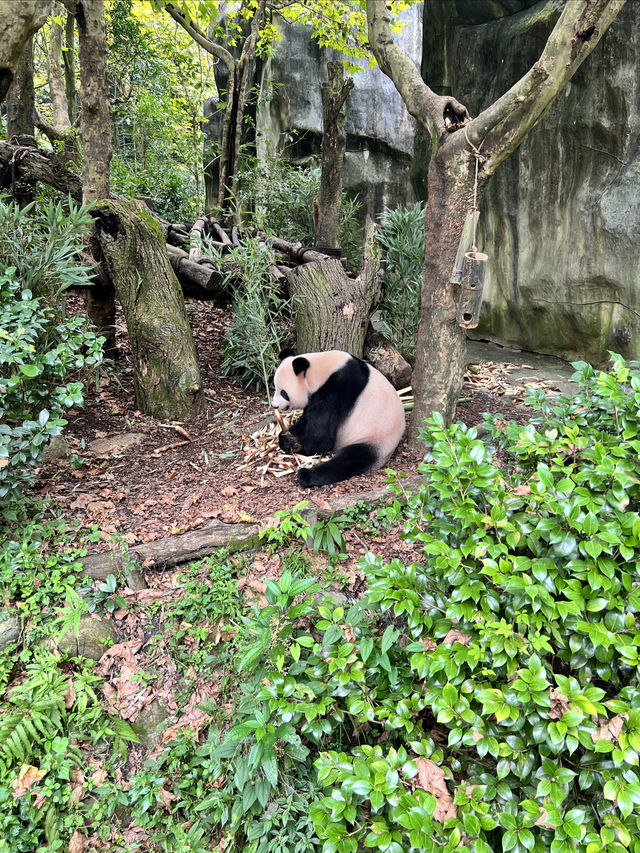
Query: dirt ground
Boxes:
[{"xmin": 34, "ymin": 296, "xmax": 553, "ymax": 553}]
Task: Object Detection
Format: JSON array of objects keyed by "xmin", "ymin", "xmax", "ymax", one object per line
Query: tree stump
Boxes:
[
  {"xmin": 286, "ymin": 221, "xmax": 381, "ymax": 356},
  {"xmin": 94, "ymin": 198, "xmax": 205, "ymax": 420}
]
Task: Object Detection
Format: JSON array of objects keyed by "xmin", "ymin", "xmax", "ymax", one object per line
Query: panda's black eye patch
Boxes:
[{"xmin": 281, "ymin": 390, "xmax": 290, "ymax": 402}]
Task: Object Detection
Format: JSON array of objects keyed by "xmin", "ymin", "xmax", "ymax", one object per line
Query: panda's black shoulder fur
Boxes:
[{"xmin": 300, "ymin": 355, "xmax": 369, "ymax": 455}]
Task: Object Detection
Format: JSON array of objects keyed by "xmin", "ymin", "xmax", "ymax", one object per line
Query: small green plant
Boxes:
[
  {"xmin": 377, "ymin": 201, "xmax": 425, "ymax": 362},
  {"xmin": 79, "ymin": 574, "xmax": 128, "ymax": 616},
  {"xmin": 261, "ymin": 501, "xmax": 312, "ymax": 549},
  {"xmin": 0, "ymin": 198, "xmax": 106, "ymax": 509},
  {"xmin": 237, "ymin": 150, "xmax": 363, "ymax": 271},
  {"xmin": 310, "ymin": 516, "xmax": 346, "ymax": 557},
  {"xmin": 217, "ymin": 238, "xmax": 298, "ymax": 396}
]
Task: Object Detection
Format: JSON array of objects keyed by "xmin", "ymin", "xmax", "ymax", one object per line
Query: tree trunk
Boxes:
[
  {"xmin": 4, "ymin": 38, "xmax": 35, "ymax": 207},
  {"xmin": 93, "ymin": 199, "xmax": 206, "ymax": 420},
  {"xmin": 286, "ymin": 222, "xmax": 381, "ymax": 356},
  {"xmin": 409, "ymin": 149, "xmax": 481, "ymax": 442},
  {"xmin": 0, "ymin": 0, "xmax": 50, "ymax": 102},
  {"xmin": 44, "ymin": 18, "xmax": 77, "ymax": 163},
  {"xmin": 64, "ymin": 11, "xmax": 77, "ymax": 123},
  {"xmin": 314, "ymin": 61, "xmax": 353, "ymax": 249},
  {"xmin": 0, "ymin": 138, "xmax": 82, "ymax": 200},
  {"xmin": 365, "ymin": 0, "xmax": 626, "ymax": 445},
  {"xmin": 75, "ymin": 0, "xmax": 116, "ymax": 355},
  {"xmin": 5, "ymin": 38, "xmax": 34, "ymax": 139}
]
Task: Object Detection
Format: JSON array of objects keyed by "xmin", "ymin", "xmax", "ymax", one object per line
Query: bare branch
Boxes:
[
  {"xmin": 164, "ymin": 3, "xmax": 235, "ymax": 74},
  {"xmin": 365, "ymin": 0, "xmax": 468, "ymax": 142}
]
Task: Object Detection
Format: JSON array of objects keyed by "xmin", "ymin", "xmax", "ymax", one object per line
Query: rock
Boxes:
[
  {"xmin": 133, "ymin": 701, "xmax": 170, "ymax": 749},
  {"xmin": 87, "ymin": 433, "xmax": 146, "ymax": 456},
  {"xmin": 366, "ymin": 344, "xmax": 412, "ymax": 390},
  {"xmin": 41, "ymin": 434, "xmax": 69, "ymax": 463},
  {"xmin": 0, "ymin": 610, "xmax": 20, "ymax": 651},
  {"xmin": 203, "ymin": 4, "xmax": 423, "ymax": 223},
  {"xmin": 59, "ymin": 615, "xmax": 117, "ymax": 661}
]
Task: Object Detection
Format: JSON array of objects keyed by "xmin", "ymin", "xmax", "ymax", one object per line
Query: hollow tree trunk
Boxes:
[
  {"xmin": 93, "ymin": 198, "xmax": 205, "ymax": 420},
  {"xmin": 313, "ymin": 61, "xmax": 353, "ymax": 249},
  {"xmin": 286, "ymin": 222, "xmax": 381, "ymax": 356}
]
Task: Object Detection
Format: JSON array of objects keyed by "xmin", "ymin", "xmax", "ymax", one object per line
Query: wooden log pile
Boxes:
[{"xmin": 0, "ymin": 137, "xmax": 342, "ymax": 300}]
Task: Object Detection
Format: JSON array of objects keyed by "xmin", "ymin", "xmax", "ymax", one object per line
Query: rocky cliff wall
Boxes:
[
  {"xmin": 430, "ymin": 0, "xmax": 640, "ymax": 363},
  {"xmin": 255, "ymin": 5, "xmax": 423, "ymax": 223}
]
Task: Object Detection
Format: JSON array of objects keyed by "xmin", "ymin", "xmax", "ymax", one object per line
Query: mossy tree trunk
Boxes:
[
  {"xmin": 4, "ymin": 37, "xmax": 36, "ymax": 207},
  {"xmin": 287, "ymin": 222, "xmax": 381, "ymax": 356},
  {"xmin": 75, "ymin": 0, "xmax": 117, "ymax": 357},
  {"xmin": 94, "ymin": 198, "xmax": 205, "ymax": 420}
]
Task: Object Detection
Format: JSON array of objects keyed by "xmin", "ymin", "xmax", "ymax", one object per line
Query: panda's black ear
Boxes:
[
  {"xmin": 292, "ymin": 356, "xmax": 310, "ymax": 376},
  {"xmin": 278, "ymin": 348, "xmax": 296, "ymax": 362}
]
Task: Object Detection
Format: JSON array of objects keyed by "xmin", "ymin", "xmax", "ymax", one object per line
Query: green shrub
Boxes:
[
  {"xmin": 220, "ymin": 354, "xmax": 640, "ymax": 853},
  {"xmin": 377, "ymin": 201, "xmax": 425, "ymax": 362},
  {"xmin": 0, "ymin": 199, "xmax": 105, "ymax": 508}
]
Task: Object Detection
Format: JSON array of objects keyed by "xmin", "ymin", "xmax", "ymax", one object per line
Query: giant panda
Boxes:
[{"xmin": 271, "ymin": 349, "xmax": 406, "ymax": 488}]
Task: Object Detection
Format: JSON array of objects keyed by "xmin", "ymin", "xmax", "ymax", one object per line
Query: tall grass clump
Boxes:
[{"xmin": 377, "ymin": 201, "xmax": 425, "ymax": 362}]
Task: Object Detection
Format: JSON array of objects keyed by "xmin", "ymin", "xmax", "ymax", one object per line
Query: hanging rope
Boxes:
[{"xmin": 464, "ymin": 125, "xmax": 486, "ymax": 252}]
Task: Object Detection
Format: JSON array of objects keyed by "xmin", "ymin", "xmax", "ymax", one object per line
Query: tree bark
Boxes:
[
  {"xmin": 64, "ymin": 11, "xmax": 77, "ymax": 123},
  {"xmin": 286, "ymin": 221, "xmax": 381, "ymax": 356},
  {"xmin": 0, "ymin": 138, "xmax": 82, "ymax": 200},
  {"xmin": 94, "ymin": 198, "xmax": 206, "ymax": 420},
  {"xmin": 314, "ymin": 61, "xmax": 353, "ymax": 249},
  {"xmin": 4, "ymin": 38, "xmax": 36, "ymax": 207},
  {"xmin": 365, "ymin": 0, "xmax": 627, "ymax": 443},
  {"xmin": 75, "ymin": 0, "xmax": 116, "ymax": 355},
  {"xmin": 0, "ymin": 0, "xmax": 51, "ymax": 102},
  {"xmin": 43, "ymin": 17, "xmax": 77, "ymax": 163},
  {"xmin": 5, "ymin": 38, "xmax": 34, "ymax": 139}
]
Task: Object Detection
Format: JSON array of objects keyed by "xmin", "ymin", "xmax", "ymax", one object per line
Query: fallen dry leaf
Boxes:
[
  {"xmin": 91, "ymin": 768, "xmax": 108, "ymax": 786},
  {"xmin": 415, "ymin": 757, "xmax": 457, "ymax": 822},
  {"xmin": 64, "ymin": 677, "xmax": 76, "ymax": 709},
  {"xmin": 159, "ymin": 787, "xmax": 178, "ymax": 809},
  {"xmin": 68, "ymin": 831, "xmax": 88, "ymax": 853},
  {"xmin": 12, "ymin": 764, "xmax": 46, "ymax": 797},
  {"xmin": 549, "ymin": 689, "xmax": 571, "ymax": 721},
  {"xmin": 592, "ymin": 713, "xmax": 628, "ymax": 744},
  {"xmin": 443, "ymin": 629, "xmax": 471, "ymax": 646}
]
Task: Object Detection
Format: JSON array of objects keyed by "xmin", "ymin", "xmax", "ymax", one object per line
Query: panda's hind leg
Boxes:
[{"xmin": 297, "ymin": 443, "xmax": 378, "ymax": 488}]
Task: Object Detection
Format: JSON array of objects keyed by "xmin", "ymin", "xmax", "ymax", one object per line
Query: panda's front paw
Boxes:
[
  {"xmin": 280, "ymin": 431, "xmax": 303, "ymax": 453},
  {"xmin": 297, "ymin": 467, "xmax": 313, "ymax": 488},
  {"xmin": 279, "ymin": 431, "xmax": 294, "ymax": 451}
]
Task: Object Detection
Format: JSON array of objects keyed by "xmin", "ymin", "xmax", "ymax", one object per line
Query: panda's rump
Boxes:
[{"xmin": 335, "ymin": 366, "xmax": 405, "ymax": 462}]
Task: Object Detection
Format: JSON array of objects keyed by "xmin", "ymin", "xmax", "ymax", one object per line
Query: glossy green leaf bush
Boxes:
[
  {"xmin": 0, "ymin": 199, "xmax": 105, "ymax": 507},
  {"xmin": 225, "ymin": 356, "xmax": 640, "ymax": 853}
]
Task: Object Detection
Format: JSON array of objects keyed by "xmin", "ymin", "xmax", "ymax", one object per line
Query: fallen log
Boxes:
[
  {"xmin": 255, "ymin": 231, "xmax": 332, "ymax": 264},
  {"xmin": 167, "ymin": 244, "xmax": 223, "ymax": 292},
  {"xmin": 189, "ymin": 215, "xmax": 208, "ymax": 261},
  {"xmin": 0, "ymin": 138, "xmax": 82, "ymax": 200}
]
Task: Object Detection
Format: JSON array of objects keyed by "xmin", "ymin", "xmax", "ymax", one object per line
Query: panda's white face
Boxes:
[{"xmin": 271, "ymin": 358, "xmax": 309, "ymax": 411}]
